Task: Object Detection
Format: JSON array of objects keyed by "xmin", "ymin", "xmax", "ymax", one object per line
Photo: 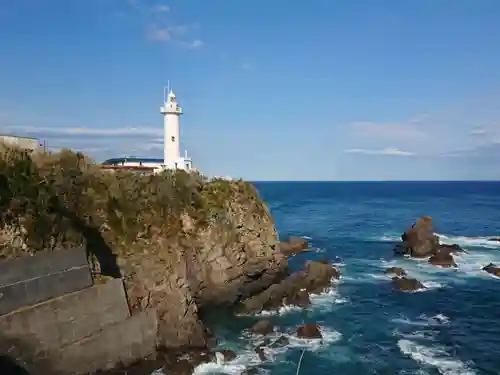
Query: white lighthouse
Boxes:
[{"xmin": 159, "ymin": 87, "xmax": 192, "ymax": 171}]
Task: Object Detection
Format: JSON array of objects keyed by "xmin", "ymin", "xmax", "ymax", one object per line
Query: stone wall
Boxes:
[{"xmin": 0, "ymin": 248, "xmax": 158, "ymax": 375}]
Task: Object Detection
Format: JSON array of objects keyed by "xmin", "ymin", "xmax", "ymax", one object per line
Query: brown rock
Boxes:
[
  {"xmin": 250, "ymin": 320, "xmax": 274, "ymax": 335},
  {"xmin": 283, "ymin": 289, "xmax": 311, "ymax": 307},
  {"xmin": 384, "ymin": 267, "xmax": 407, "ymax": 276},
  {"xmin": 438, "ymin": 244, "xmax": 464, "ymax": 254},
  {"xmin": 269, "ymin": 335, "xmax": 290, "ymax": 348},
  {"xmin": 218, "ymin": 349, "xmax": 236, "ymax": 362},
  {"xmin": 297, "ymin": 323, "xmax": 322, "ymax": 339},
  {"xmin": 279, "ymin": 236, "xmax": 309, "ymax": 256},
  {"xmin": 392, "ymin": 276, "xmax": 425, "ymax": 292},
  {"xmin": 428, "ymin": 251, "xmax": 457, "ymax": 268},
  {"xmin": 254, "ymin": 346, "xmax": 267, "ymax": 361},
  {"xmin": 395, "ymin": 216, "xmax": 439, "ymax": 258},
  {"xmin": 483, "ymin": 263, "xmax": 500, "ymax": 277},
  {"xmin": 237, "ymin": 260, "xmax": 339, "ymax": 314}
]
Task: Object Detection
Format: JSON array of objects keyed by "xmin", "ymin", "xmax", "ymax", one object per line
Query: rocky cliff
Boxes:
[{"xmin": 0, "ymin": 145, "xmax": 287, "ymax": 349}]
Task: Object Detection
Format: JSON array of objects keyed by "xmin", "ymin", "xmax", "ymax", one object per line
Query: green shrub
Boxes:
[{"xmin": 0, "ymin": 144, "xmax": 262, "ymax": 263}]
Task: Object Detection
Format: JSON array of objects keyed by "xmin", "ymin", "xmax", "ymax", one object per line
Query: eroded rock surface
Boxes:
[
  {"xmin": 237, "ymin": 260, "xmax": 339, "ymax": 314},
  {"xmin": 385, "ymin": 267, "xmax": 407, "ymax": 276},
  {"xmin": 483, "ymin": 263, "xmax": 500, "ymax": 277},
  {"xmin": 391, "ymin": 276, "xmax": 425, "ymax": 292},
  {"xmin": 279, "ymin": 236, "xmax": 309, "ymax": 256},
  {"xmin": 428, "ymin": 251, "xmax": 457, "ymax": 268},
  {"xmin": 296, "ymin": 324, "xmax": 322, "ymax": 339}
]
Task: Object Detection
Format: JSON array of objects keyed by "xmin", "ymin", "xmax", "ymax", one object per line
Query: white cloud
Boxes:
[
  {"xmin": 350, "ymin": 121, "xmax": 427, "ymax": 139},
  {"xmin": 469, "ymin": 128, "xmax": 487, "ymax": 136},
  {"xmin": 147, "ymin": 26, "xmax": 172, "ymax": 42},
  {"xmin": 182, "ymin": 39, "xmax": 204, "ymax": 49},
  {"xmin": 3, "ymin": 125, "xmax": 163, "ymax": 137},
  {"xmin": 345, "ymin": 147, "xmax": 415, "ymax": 156},
  {"xmin": 154, "ymin": 4, "xmax": 170, "ymax": 13}
]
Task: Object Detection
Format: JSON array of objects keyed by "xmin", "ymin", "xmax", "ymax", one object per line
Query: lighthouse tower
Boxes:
[{"xmin": 160, "ymin": 88, "xmax": 192, "ymax": 170}]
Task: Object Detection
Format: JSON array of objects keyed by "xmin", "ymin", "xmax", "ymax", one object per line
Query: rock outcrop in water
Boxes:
[
  {"xmin": 236, "ymin": 260, "xmax": 340, "ymax": 314},
  {"xmin": 483, "ymin": 263, "xmax": 500, "ymax": 277},
  {"xmin": 0, "ymin": 146, "xmax": 288, "ymax": 356},
  {"xmin": 279, "ymin": 236, "xmax": 309, "ymax": 256},
  {"xmin": 394, "ymin": 216, "xmax": 464, "ymax": 268}
]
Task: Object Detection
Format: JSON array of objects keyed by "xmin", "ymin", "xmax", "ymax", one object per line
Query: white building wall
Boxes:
[
  {"xmin": 0, "ymin": 135, "xmax": 39, "ymax": 151},
  {"xmin": 164, "ymin": 113, "xmax": 180, "ymax": 167}
]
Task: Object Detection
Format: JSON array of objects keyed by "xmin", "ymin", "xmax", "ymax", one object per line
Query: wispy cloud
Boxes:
[
  {"xmin": 345, "ymin": 147, "xmax": 415, "ymax": 156},
  {"xmin": 469, "ymin": 128, "xmax": 487, "ymax": 136},
  {"xmin": 180, "ymin": 39, "xmax": 204, "ymax": 50},
  {"xmin": 3, "ymin": 125, "xmax": 163, "ymax": 137},
  {"xmin": 147, "ymin": 26, "xmax": 171, "ymax": 42},
  {"xmin": 125, "ymin": 1, "xmax": 204, "ymax": 48},
  {"xmin": 154, "ymin": 4, "xmax": 170, "ymax": 13}
]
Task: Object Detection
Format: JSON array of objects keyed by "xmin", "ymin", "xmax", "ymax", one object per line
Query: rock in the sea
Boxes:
[
  {"xmin": 438, "ymin": 243, "xmax": 465, "ymax": 254},
  {"xmin": 270, "ymin": 335, "xmax": 290, "ymax": 348},
  {"xmin": 279, "ymin": 236, "xmax": 309, "ymax": 256},
  {"xmin": 218, "ymin": 349, "xmax": 236, "ymax": 362},
  {"xmin": 391, "ymin": 276, "xmax": 425, "ymax": 292},
  {"xmin": 483, "ymin": 263, "xmax": 500, "ymax": 277},
  {"xmin": 254, "ymin": 346, "xmax": 267, "ymax": 361},
  {"xmin": 428, "ymin": 250, "xmax": 457, "ymax": 268},
  {"xmin": 395, "ymin": 216, "xmax": 439, "ymax": 257},
  {"xmin": 237, "ymin": 260, "xmax": 339, "ymax": 314},
  {"xmin": 488, "ymin": 238, "xmax": 500, "ymax": 242},
  {"xmin": 250, "ymin": 320, "xmax": 274, "ymax": 335},
  {"xmin": 296, "ymin": 323, "xmax": 322, "ymax": 339},
  {"xmin": 385, "ymin": 267, "xmax": 407, "ymax": 276}
]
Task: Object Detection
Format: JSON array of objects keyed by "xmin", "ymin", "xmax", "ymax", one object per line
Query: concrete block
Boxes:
[
  {"xmin": 0, "ymin": 247, "xmax": 89, "ymax": 287},
  {"xmin": 43, "ymin": 309, "xmax": 158, "ymax": 375},
  {"xmin": 0, "ymin": 279, "xmax": 131, "ymax": 354},
  {"xmin": 0, "ymin": 267, "xmax": 93, "ymax": 316},
  {"xmin": 0, "ymin": 247, "xmax": 93, "ymax": 315}
]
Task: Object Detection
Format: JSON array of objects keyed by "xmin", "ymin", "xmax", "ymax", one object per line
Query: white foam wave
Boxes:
[
  {"xmin": 437, "ymin": 234, "xmax": 500, "ymax": 249},
  {"xmin": 398, "ymin": 339, "xmax": 476, "ymax": 375},
  {"xmin": 392, "ymin": 313, "xmax": 450, "ymax": 327},
  {"xmin": 192, "ymin": 351, "xmax": 262, "ymax": 375},
  {"xmin": 378, "ymin": 232, "xmax": 500, "ymax": 250}
]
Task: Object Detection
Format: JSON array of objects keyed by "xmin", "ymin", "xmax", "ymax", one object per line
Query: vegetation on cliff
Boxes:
[{"xmin": 0, "ymin": 144, "xmax": 267, "ymax": 265}]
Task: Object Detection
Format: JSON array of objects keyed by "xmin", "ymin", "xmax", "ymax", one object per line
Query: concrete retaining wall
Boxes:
[
  {"xmin": 0, "ymin": 249, "xmax": 159, "ymax": 375},
  {"xmin": 0, "ymin": 278, "xmax": 131, "ymax": 354},
  {"xmin": 0, "ymin": 247, "xmax": 93, "ymax": 315}
]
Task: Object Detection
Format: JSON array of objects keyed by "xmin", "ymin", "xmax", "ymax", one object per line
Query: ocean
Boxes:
[{"xmin": 194, "ymin": 181, "xmax": 500, "ymax": 375}]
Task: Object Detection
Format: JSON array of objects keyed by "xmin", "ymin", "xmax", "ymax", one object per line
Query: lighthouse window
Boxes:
[{"xmin": 171, "ymin": 136, "xmax": 175, "ymax": 142}]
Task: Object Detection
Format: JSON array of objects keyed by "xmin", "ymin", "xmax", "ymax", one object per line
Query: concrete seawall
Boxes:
[{"xmin": 0, "ymin": 248, "xmax": 158, "ymax": 375}]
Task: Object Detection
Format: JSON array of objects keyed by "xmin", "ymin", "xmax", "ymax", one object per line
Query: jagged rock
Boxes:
[
  {"xmin": 428, "ymin": 251, "xmax": 457, "ymax": 268},
  {"xmin": 483, "ymin": 263, "xmax": 500, "ymax": 277},
  {"xmin": 395, "ymin": 216, "xmax": 439, "ymax": 257},
  {"xmin": 219, "ymin": 349, "xmax": 236, "ymax": 362},
  {"xmin": 392, "ymin": 276, "xmax": 425, "ymax": 292},
  {"xmin": 488, "ymin": 238, "xmax": 500, "ymax": 242},
  {"xmin": 438, "ymin": 244, "xmax": 465, "ymax": 254},
  {"xmin": 296, "ymin": 324, "xmax": 322, "ymax": 339},
  {"xmin": 237, "ymin": 261, "xmax": 339, "ymax": 314},
  {"xmin": 242, "ymin": 368, "xmax": 259, "ymax": 375},
  {"xmin": 254, "ymin": 346, "xmax": 267, "ymax": 361},
  {"xmin": 250, "ymin": 320, "xmax": 274, "ymax": 335},
  {"xmin": 269, "ymin": 335, "xmax": 290, "ymax": 348},
  {"xmin": 279, "ymin": 236, "xmax": 309, "ymax": 256},
  {"xmin": 283, "ymin": 289, "xmax": 311, "ymax": 307},
  {"xmin": 385, "ymin": 267, "xmax": 407, "ymax": 276}
]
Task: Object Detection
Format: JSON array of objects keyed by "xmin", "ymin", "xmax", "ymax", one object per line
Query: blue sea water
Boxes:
[{"xmin": 195, "ymin": 181, "xmax": 500, "ymax": 375}]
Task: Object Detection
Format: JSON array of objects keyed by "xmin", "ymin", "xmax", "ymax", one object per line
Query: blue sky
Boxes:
[{"xmin": 1, "ymin": 0, "xmax": 500, "ymax": 180}]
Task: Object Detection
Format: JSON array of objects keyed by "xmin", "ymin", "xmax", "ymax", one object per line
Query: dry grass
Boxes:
[{"xmin": 0, "ymin": 144, "xmax": 262, "ymax": 264}]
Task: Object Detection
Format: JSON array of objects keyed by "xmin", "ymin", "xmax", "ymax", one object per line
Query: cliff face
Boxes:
[{"xmin": 0, "ymin": 145, "xmax": 286, "ymax": 349}]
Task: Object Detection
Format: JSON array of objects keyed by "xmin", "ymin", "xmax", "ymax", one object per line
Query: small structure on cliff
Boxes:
[{"xmin": 101, "ymin": 84, "xmax": 196, "ymax": 174}]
